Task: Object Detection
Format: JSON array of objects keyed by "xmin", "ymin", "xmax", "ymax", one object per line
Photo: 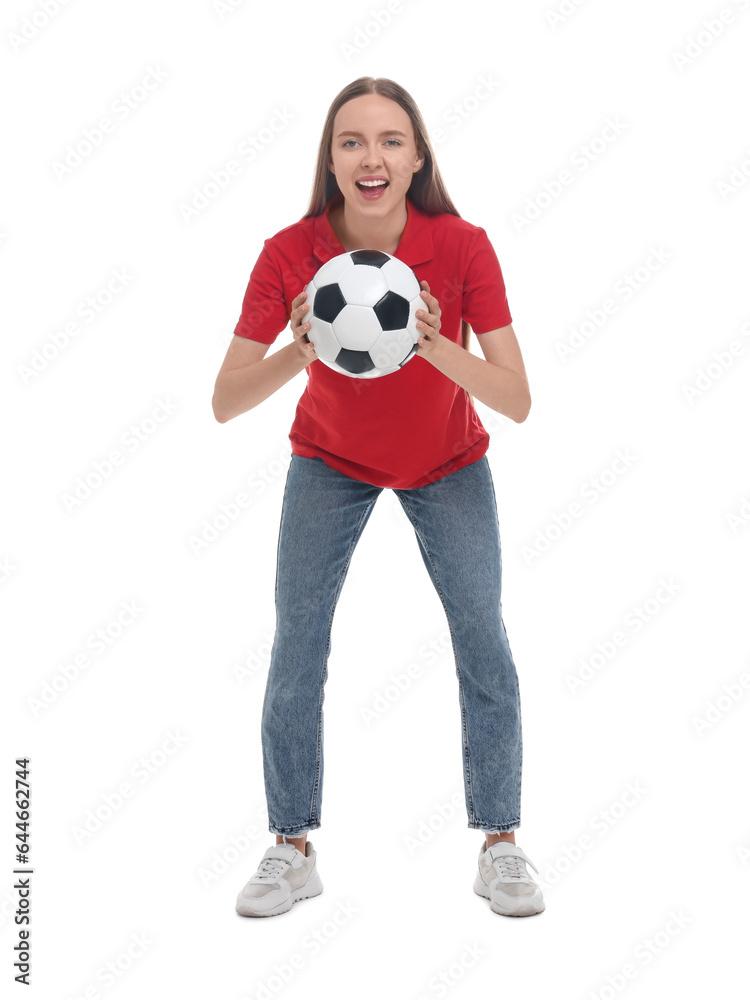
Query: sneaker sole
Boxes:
[
  {"xmin": 236, "ymin": 871, "xmax": 324, "ymax": 918},
  {"xmin": 473, "ymin": 872, "xmax": 545, "ymax": 917}
]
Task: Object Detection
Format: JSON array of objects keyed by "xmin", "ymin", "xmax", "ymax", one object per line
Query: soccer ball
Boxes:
[{"xmin": 304, "ymin": 249, "xmax": 423, "ymax": 378}]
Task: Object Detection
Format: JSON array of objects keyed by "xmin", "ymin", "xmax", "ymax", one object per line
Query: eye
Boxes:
[{"xmin": 340, "ymin": 138, "xmax": 402, "ymax": 148}]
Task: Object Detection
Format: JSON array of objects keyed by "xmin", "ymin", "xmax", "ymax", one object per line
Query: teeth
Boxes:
[{"xmin": 358, "ymin": 180, "xmax": 387, "ymax": 187}]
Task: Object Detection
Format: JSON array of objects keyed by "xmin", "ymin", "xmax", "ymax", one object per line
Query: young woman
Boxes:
[{"xmin": 214, "ymin": 77, "xmax": 545, "ymax": 919}]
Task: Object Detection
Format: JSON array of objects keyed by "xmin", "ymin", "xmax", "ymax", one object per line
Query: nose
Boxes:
[{"xmin": 361, "ymin": 144, "xmax": 383, "ymax": 168}]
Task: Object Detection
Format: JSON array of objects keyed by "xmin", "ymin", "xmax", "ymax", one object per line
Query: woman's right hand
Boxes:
[{"xmin": 291, "ymin": 290, "xmax": 317, "ymax": 364}]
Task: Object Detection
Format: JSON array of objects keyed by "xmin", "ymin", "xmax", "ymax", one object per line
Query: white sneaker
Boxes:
[
  {"xmin": 236, "ymin": 840, "xmax": 323, "ymax": 917},
  {"xmin": 474, "ymin": 840, "xmax": 545, "ymax": 917}
]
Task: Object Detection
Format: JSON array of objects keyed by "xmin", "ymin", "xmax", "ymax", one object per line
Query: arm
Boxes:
[
  {"xmin": 212, "ymin": 291, "xmax": 316, "ymax": 423},
  {"xmin": 424, "ymin": 326, "xmax": 531, "ymax": 422},
  {"xmin": 415, "ymin": 283, "xmax": 531, "ymax": 422}
]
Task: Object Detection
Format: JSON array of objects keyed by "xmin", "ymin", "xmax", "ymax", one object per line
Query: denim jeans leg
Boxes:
[
  {"xmin": 393, "ymin": 456, "xmax": 522, "ymax": 833},
  {"xmin": 261, "ymin": 455, "xmax": 383, "ymax": 836}
]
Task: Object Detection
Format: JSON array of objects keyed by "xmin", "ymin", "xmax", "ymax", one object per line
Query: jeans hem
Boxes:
[
  {"xmin": 469, "ymin": 822, "xmax": 520, "ymax": 833},
  {"xmin": 268, "ymin": 823, "xmax": 319, "ymax": 837}
]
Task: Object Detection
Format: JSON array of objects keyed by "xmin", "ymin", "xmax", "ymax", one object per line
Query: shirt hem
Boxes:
[{"xmin": 289, "ymin": 434, "xmax": 490, "ymax": 490}]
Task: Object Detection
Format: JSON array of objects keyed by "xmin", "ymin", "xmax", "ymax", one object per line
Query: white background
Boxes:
[{"xmin": 3, "ymin": 0, "xmax": 749, "ymax": 996}]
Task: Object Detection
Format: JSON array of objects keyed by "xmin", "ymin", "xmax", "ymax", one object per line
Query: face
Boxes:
[{"xmin": 328, "ymin": 94, "xmax": 424, "ymax": 213}]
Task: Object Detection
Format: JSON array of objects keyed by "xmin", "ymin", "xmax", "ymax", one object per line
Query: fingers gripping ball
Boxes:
[{"xmin": 303, "ymin": 250, "xmax": 423, "ymax": 378}]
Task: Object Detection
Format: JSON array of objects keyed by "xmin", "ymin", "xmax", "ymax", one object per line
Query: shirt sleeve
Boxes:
[
  {"xmin": 232, "ymin": 242, "xmax": 290, "ymax": 344},
  {"xmin": 462, "ymin": 228, "xmax": 513, "ymax": 334}
]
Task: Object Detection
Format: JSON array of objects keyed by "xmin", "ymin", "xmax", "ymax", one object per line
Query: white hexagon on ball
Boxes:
[
  {"xmin": 331, "ymin": 304, "xmax": 383, "ymax": 351},
  {"xmin": 370, "ymin": 327, "xmax": 415, "ymax": 369},
  {"xmin": 338, "ymin": 265, "xmax": 388, "ymax": 307},
  {"xmin": 305, "ymin": 312, "xmax": 339, "ymax": 364},
  {"xmin": 312, "ymin": 255, "xmax": 354, "ymax": 288},
  {"xmin": 381, "ymin": 258, "xmax": 421, "ymax": 301}
]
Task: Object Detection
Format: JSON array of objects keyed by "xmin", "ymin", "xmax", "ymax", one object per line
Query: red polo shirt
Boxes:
[{"xmin": 232, "ymin": 193, "xmax": 512, "ymax": 488}]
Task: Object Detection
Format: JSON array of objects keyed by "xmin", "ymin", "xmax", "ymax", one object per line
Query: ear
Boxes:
[{"xmin": 413, "ymin": 151, "xmax": 425, "ymax": 173}]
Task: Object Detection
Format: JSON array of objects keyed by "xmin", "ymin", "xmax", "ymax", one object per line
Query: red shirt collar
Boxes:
[{"xmin": 312, "ymin": 192, "xmax": 435, "ymax": 266}]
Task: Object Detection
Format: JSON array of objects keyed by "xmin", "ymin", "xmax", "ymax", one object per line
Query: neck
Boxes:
[{"xmin": 333, "ymin": 198, "xmax": 409, "ymax": 254}]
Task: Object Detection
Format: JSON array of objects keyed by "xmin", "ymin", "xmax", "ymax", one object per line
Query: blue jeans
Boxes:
[{"xmin": 261, "ymin": 453, "xmax": 522, "ymax": 836}]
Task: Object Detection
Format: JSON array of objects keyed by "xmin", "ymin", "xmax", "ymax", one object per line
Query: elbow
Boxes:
[
  {"xmin": 513, "ymin": 390, "xmax": 532, "ymax": 424},
  {"xmin": 492, "ymin": 371, "xmax": 530, "ymax": 423},
  {"xmin": 212, "ymin": 393, "xmax": 230, "ymax": 424},
  {"xmin": 212, "ymin": 376, "xmax": 237, "ymax": 423}
]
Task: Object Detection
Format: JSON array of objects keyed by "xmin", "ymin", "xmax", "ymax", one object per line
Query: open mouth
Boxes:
[{"xmin": 355, "ymin": 180, "xmax": 389, "ymax": 198}]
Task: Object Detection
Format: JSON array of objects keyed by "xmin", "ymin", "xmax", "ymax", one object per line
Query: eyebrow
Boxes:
[{"xmin": 335, "ymin": 130, "xmax": 408, "ymax": 138}]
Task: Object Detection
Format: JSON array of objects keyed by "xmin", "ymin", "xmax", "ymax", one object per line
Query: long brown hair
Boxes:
[{"xmin": 304, "ymin": 76, "xmax": 473, "ymax": 402}]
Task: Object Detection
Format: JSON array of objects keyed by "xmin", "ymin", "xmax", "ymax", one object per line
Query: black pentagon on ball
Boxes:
[
  {"xmin": 350, "ymin": 250, "xmax": 390, "ymax": 268},
  {"xmin": 373, "ymin": 290, "xmax": 410, "ymax": 331},
  {"xmin": 313, "ymin": 283, "xmax": 346, "ymax": 323},
  {"xmin": 336, "ymin": 348, "xmax": 376, "ymax": 374}
]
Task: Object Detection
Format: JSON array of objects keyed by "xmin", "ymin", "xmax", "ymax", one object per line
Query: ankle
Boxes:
[
  {"xmin": 276, "ymin": 834, "xmax": 307, "ymax": 852},
  {"xmin": 486, "ymin": 832, "xmax": 516, "ymax": 847}
]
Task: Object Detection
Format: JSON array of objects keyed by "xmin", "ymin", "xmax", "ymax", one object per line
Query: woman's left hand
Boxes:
[{"xmin": 415, "ymin": 280, "xmax": 442, "ymax": 355}]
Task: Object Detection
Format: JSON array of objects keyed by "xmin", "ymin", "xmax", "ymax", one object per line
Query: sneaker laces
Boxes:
[
  {"xmin": 491, "ymin": 852, "xmax": 538, "ymax": 881},
  {"xmin": 254, "ymin": 856, "xmax": 291, "ymax": 881}
]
